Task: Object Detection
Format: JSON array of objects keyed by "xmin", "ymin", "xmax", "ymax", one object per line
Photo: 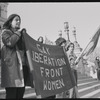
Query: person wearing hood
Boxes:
[
  {"xmin": 55, "ymin": 37, "xmax": 67, "ymax": 46},
  {"xmin": 1, "ymin": 14, "xmax": 33, "ymax": 99},
  {"xmin": 37, "ymin": 36, "xmax": 44, "ymax": 44}
]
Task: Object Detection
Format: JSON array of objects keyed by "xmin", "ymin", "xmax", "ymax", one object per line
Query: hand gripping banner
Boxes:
[{"xmin": 22, "ymin": 32, "xmax": 76, "ymax": 98}]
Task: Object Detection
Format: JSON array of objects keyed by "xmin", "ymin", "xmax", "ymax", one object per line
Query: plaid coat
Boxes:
[{"xmin": 1, "ymin": 29, "xmax": 34, "ymax": 88}]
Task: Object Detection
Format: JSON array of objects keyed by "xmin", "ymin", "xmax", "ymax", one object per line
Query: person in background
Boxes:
[
  {"xmin": 37, "ymin": 36, "xmax": 44, "ymax": 44},
  {"xmin": 66, "ymin": 42, "xmax": 79, "ymax": 98},
  {"xmin": 55, "ymin": 38, "xmax": 69, "ymax": 98},
  {"xmin": 95, "ymin": 56, "xmax": 100, "ymax": 81},
  {"xmin": 1, "ymin": 14, "xmax": 33, "ymax": 99},
  {"xmin": 55, "ymin": 38, "xmax": 78, "ymax": 98}
]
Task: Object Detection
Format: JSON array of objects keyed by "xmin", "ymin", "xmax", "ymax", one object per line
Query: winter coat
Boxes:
[{"xmin": 1, "ymin": 29, "xmax": 34, "ymax": 88}]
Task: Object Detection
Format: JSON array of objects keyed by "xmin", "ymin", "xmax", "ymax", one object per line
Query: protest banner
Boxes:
[{"xmin": 22, "ymin": 32, "xmax": 76, "ymax": 98}]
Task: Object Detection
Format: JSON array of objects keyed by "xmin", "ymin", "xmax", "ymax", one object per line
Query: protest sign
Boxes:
[{"xmin": 22, "ymin": 33, "xmax": 75, "ymax": 98}]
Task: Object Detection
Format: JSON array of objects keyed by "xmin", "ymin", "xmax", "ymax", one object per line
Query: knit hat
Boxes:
[
  {"xmin": 55, "ymin": 37, "xmax": 66, "ymax": 46},
  {"xmin": 3, "ymin": 14, "xmax": 21, "ymax": 29}
]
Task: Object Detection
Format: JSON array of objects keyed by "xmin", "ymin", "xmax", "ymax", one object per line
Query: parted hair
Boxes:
[
  {"xmin": 66, "ymin": 42, "xmax": 75, "ymax": 51},
  {"xmin": 3, "ymin": 14, "xmax": 21, "ymax": 29},
  {"xmin": 38, "ymin": 36, "xmax": 44, "ymax": 44}
]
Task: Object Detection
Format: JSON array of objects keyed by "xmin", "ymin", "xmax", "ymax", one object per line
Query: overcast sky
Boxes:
[{"xmin": 7, "ymin": 2, "xmax": 100, "ymax": 49}]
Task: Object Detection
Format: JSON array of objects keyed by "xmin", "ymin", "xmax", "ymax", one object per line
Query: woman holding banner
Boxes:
[
  {"xmin": 1, "ymin": 14, "xmax": 33, "ymax": 99},
  {"xmin": 55, "ymin": 37, "xmax": 69, "ymax": 98}
]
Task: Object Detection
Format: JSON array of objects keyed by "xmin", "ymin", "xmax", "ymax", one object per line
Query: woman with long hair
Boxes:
[
  {"xmin": 66, "ymin": 42, "xmax": 79, "ymax": 98},
  {"xmin": 1, "ymin": 14, "xmax": 33, "ymax": 99}
]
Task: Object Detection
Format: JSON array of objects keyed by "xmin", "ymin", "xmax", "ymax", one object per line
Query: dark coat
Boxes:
[{"xmin": 1, "ymin": 29, "xmax": 34, "ymax": 88}]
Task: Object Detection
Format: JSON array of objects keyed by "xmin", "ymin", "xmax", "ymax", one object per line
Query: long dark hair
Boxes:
[
  {"xmin": 66, "ymin": 42, "xmax": 74, "ymax": 51},
  {"xmin": 38, "ymin": 36, "xmax": 44, "ymax": 43},
  {"xmin": 3, "ymin": 14, "xmax": 21, "ymax": 29}
]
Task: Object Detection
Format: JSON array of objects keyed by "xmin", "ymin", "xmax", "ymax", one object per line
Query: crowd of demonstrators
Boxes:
[
  {"xmin": 95, "ymin": 56, "xmax": 100, "ymax": 81},
  {"xmin": 2, "ymin": 12, "xmax": 100, "ymax": 99},
  {"xmin": 1, "ymin": 13, "xmax": 80, "ymax": 99},
  {"xmin": 1, "ymin": 14, "xmax": 34, "ymax": 99},
  {"xmin": 1, "ymin": 13, "xmax": 81, "ymax": 99}
]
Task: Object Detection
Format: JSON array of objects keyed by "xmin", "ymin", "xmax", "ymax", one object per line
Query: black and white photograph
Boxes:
[{"xmin": 0, "ymin": 2, "xmax": 100, "ymax": 99}]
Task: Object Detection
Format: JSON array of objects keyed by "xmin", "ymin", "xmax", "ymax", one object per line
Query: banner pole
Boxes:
[
  {"xmin": 75, "ymin": 26, "xmax": 100, "ymax": 64},
  {"xmin": 75, "ymin": 40, "xmax": 91, "ymax": 64}
]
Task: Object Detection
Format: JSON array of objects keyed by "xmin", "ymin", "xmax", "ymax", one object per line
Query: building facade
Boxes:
[
  {"xmin": 0, "ymin": 3, "xmax": 8, "ymax": 49},
  {"xmin": 0, "ymin": 3, "xmax": 8, "ymax": 81}
]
